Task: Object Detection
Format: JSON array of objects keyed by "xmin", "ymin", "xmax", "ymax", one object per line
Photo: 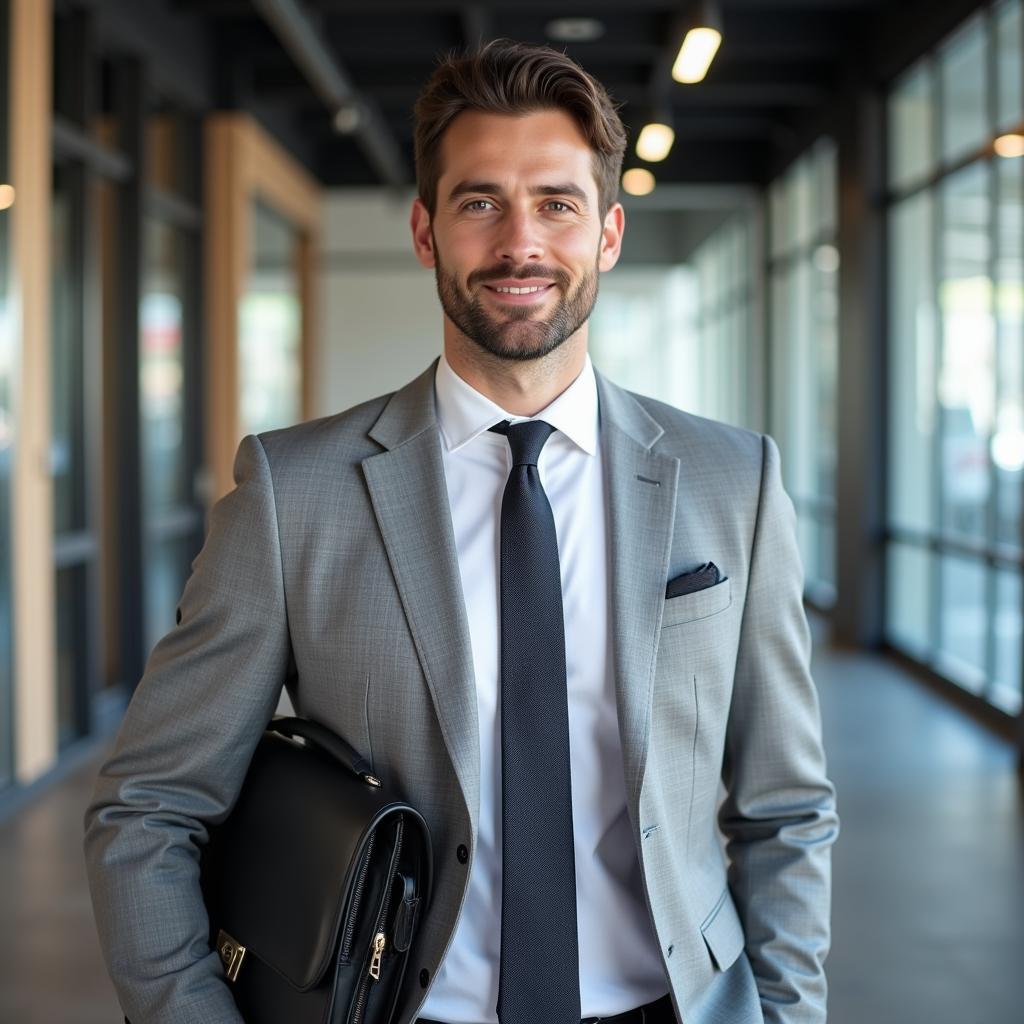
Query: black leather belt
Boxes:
[
  {"xmin": 418, "ymin": 993, "xmax": 674, "ymax": 1024},
  {"xmin": 581, "ymin": 993, "xmax": 674, "ymax": 1024}
]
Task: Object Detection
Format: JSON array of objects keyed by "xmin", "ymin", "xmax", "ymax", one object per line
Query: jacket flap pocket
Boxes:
[
  {"xmin": 700, "ymin": 887, "xmax": 745, "ymax": 972},
  {"xmin": 661, "ymin": 578, "xmax": 732, "ymax": 629}
]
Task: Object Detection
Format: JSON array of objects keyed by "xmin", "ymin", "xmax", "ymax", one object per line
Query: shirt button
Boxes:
[
  {"xmin": 456, "ymin": 844, "xmax": 469, "ymax": 863},
  {"xmin": 419, "ymin": 968, "xmax": 430, "ymax": 988}
]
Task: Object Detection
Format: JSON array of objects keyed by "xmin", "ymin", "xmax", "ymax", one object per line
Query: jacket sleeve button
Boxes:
[{"xmin": 456, "ymin": 844, "xmax": 469, "ymax": 863}]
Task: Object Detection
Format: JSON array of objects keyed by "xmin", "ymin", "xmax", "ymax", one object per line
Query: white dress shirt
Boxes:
[{"xmin": 420, "ymin": 354, "xmax": 666, "ymax": 1023}]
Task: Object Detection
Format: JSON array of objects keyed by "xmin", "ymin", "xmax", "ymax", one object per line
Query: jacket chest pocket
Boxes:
[
  {"xmin": 661, "ymin": 578, "xmax": 732, "ymax": 628},
  {"xmin": 653, "ymin": 580, "xmax": 738, "ymax": 730}
]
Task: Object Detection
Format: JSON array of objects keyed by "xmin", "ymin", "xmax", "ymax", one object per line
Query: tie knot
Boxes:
[{"xmin": 490, "ymin": 419, "xmax": 555, "ymax": 467}]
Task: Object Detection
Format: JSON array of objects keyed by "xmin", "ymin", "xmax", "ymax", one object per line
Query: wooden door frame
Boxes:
[{"xmin": 205, "ymin": 113, "xmax": 321, "ymax": 501}]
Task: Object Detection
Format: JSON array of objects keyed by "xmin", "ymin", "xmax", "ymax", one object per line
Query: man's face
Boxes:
[{"xmin": 411, "ymin": 108, "xmax": 623, "ymax": 362}]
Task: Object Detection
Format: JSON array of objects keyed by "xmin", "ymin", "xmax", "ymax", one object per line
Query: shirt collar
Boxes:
[{"xmin": 434, "ymin": 351, "xmax": 599, "ymax": 457}]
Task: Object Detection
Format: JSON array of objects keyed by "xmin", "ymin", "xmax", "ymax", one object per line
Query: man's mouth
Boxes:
[{"xmin": 482, "ymin": 281, "xmax": 556, "ymax": 303}]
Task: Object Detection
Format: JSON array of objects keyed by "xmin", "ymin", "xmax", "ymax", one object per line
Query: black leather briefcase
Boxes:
[{"xmin": 200, "ymin": 716, "xmax": 433, "ymax": 1024}]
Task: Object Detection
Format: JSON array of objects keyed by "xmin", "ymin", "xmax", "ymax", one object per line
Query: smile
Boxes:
[{"xmin": 483, "ymin": 283, "xmax": 555, "ymax": 304}]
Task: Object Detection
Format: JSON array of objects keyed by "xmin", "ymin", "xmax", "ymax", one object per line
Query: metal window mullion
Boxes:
[
  {"xmin": 930, "ymin": 54, "xmax": 945, "ymax": 672},
  {"xmin": 56, "ymin": 4, "xmax": 99, "ymax": 744},
  {"xmin": 984, "ymin": 6, "xmax": 1001, "ymax": 704},
  {"xmin": 181, "ymin": 108, "xmax": 205, "ymax": 562},
  {"xmin": 113, "ymin": 56, "xmax": 147, "ymax": 689}
]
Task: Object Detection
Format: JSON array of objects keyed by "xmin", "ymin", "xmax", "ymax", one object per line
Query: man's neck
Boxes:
[{"xmin": 443, "ymin": 325, "xmax": 589, "ymax": 417}]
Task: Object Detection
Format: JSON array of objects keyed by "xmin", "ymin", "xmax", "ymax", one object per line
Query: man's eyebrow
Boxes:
[{"xmin": 446, "ymin": 180, "xmax": 589, "ymax": 207}]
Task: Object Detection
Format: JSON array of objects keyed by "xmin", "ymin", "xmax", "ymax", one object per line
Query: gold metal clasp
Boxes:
[
  {"xmin": 216, "ymin": 929, "xmax": 247, "ymax": 983},
  {"xmin": 368, "ymin": 931, "xmax": 386, "ymax": 980}
]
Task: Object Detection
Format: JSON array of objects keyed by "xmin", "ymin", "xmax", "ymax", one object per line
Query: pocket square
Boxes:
[{"xmin": 666, "ymin": 561, "xmax": 723, "ymax": 599}]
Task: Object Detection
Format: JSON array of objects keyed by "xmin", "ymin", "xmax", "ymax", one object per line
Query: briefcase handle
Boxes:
[{"xmin": 267, "ymin": 716, "xmax": 383, "ymax": 787}]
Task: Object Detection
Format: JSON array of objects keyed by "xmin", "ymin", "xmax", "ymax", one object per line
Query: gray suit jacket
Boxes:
[{"xmin": 85, "ymin": 361, "xmax": 837, "ymax": 1024}]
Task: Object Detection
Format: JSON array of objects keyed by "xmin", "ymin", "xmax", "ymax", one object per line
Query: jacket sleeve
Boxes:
[
  {"xmin": 719, "ymin": 434, "xmax": 839, "ymax": 1024},
  {"xmin": 84, "ymin": 435, "xmax": 291, "ymax": 1024}
]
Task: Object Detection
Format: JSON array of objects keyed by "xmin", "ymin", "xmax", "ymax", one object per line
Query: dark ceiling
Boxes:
[{"xmin": 135, "ymin": 0, "xmax": 984, "ymax": 188}]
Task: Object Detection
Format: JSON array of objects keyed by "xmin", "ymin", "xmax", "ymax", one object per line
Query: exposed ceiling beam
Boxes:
[
  {"xmin": 250, "ymin": 0, "xmax": 410, "ymax": 185},
  {"xmin": 305, "ymin": 0, "xmax": 875, "ymax": 10}
]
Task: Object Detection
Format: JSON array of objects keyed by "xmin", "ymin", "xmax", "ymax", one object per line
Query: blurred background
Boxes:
[{"xmin": 0, "ymin": 0, "xmax": 1021, "ymax": 1021}]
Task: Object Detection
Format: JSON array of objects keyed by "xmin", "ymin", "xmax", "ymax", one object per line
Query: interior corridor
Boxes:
[{"xmin": 0, "ymin": 615, "xmax": 1019, "ymax": 1024}]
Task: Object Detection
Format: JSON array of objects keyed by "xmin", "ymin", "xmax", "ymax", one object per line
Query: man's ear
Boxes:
[
  {"xmin": 598, "ymin": 202, "xmax": 625, "ymax": 273},
  {"xmin": 410, "ymin": 198, "xmax": 436, "ymax": 269}
]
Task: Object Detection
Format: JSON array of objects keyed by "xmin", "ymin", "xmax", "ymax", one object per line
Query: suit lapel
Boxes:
[
  {"xmin": 597, "ymin": 374, "xmax": 679, "ymax": 813},
  {"xmin": 361, "ymin": 361, "xmax": 480, "ymax": 830}
]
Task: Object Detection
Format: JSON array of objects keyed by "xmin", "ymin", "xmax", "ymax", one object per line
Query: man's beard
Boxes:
[{"xmin": 433, "ymin": 249, "xmax": 599, "ymax": 362}]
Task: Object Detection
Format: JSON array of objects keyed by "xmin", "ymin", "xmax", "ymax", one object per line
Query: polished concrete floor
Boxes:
[{"xmin": 1, "ymin": 619, "xmax": 1021, "ymax": 1023}]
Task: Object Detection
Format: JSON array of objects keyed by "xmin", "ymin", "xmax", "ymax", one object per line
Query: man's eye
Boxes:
[
  {"xmin": 464, "ymin": 200, "xmax": 495, "ymax": 212},
  {"xmin": 545, "ymin": 201, "xmax": 573, "ymax": 213}
]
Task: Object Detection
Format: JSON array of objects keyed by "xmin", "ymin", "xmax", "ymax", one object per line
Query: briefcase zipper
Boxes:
[
  {"xmin": 350, "ymin": 818, "xmax": 405, "ymax": 1024},
  {"xmin": 339, "ymin": 832, "xmax": 376, "ymax": 963},
  {"xmin": 368, "ymin": 931, "xmax": 386, "ymax": 980}
]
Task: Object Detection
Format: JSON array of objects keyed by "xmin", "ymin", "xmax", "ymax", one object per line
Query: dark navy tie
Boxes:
[{"xmin": 490, "ymin": 420, "xmax": 580, "ymax": 1024}]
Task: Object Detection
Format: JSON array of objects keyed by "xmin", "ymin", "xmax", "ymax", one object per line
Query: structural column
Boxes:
[{"xmin": 833, "ymin": 87, "xmax": 887, "ymax": 649}]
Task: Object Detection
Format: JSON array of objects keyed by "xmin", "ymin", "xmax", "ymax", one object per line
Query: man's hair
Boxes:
[{"xmin": 413, "ymin": 39, "xmax": 628, "ymax": 219}]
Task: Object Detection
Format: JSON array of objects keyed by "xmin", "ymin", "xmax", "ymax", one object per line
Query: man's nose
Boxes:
[{"xmin": 494, "ymin": 209, "xmax": 544, "ymax": 264}]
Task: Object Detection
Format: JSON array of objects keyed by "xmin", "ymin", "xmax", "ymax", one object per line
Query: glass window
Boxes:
[
  {"xmin": 886, "ymin": 3, "xmax": 1023, "ymax": 723},
  {"xmin": 939, "ymin": 15, "xmax": 989, "ymax": 166},
  {"xmin": 939, "ymin": 162, "xmax": 994, "ymax": 541},
  {"xmin": 938, "ymin": 553, "xmax": 988, "ymax": 688},
  {"xmin": 886, "ymin": 543, "xmax": 932, "ymax": 657},
  {"xmin": 792, "ymin": 158, "xmax": 814, "ymax": 249},
  {"xmin": 144, "ymin": 535, "xmax": 192, "ymax": 657},
  {"xmin": 889, "ymin": 192, "xmax": 937, "ymax": 531},
  {"xmin": 140, "ymin": 219, "xmax": 188, "ymax": 512},
  {"xmin": 888, "ymin": 61, "xmax": 935, "ymax": 191},
  {"xmin": 51, "ymin": 165, "xmax": 86, "ymax": 534},
  {"xmin": 798, "ymin": 515, "xmax": 819, "ymax": 590},
  {"xmin": 55, "ymin": 564, "xmax": 87, "ymax": 750},
  {"xmin": 239, "ymin": 200, "xmax": 303, "ymax": 436},
  {"xmin": 588, "ymin": 267, "xmax": 700, "ymax": 415},
  {"xmin": 996, "ymin": 0, "xmax": 1024, "ymax": 132},
  {"xmin": 813, "ymin": 255, "xmax": 839, "ymax": 502},
  {"xmin": 815, "ymin": 138, "xmax": 838, "ymax": 236},
  {"xmin": 994, "ymin": 155, "xmax": 1024, "ymax": 550},
  {"xmin": 993, "ymin": 569, "xmax": 1022, "ymax": 713},
  {"xmin": 769, "ymin": 178, "xmax": 788, "ymax": 258}
]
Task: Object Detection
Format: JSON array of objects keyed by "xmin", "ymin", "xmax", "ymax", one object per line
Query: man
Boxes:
[{"xmin": 86, "ymin": 40, "xmax": 837, "ymax": 1024}]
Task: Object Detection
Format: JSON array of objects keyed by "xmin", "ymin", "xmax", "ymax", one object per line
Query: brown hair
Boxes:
[{"xmin": 414, "ymin": 39, "xmax": 627, "ymax": 218}]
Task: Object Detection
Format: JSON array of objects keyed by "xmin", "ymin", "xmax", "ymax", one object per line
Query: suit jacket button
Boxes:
[
  {"xmin": 457, "ymin": 844, "xmax": 469, "ymax": 863},
  {"xmin": 419, "ymin": 968, "xmax": 430, "ymax": 988}
]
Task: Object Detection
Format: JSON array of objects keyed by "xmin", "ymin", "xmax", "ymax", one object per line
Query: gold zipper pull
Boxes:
[{"xmin": 369, "ymin": 932, "xmax": 386, "ymax": 980}]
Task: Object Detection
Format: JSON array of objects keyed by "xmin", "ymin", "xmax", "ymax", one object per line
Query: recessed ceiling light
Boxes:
[
  {"xmin": 545, "ymin": 17, "xmax": 605, "ymax": 43},
  {"xmin": 622, "ymin": 168, "xmax": 656, "ymax": 196},
  {"xmin": 636, "ymin": 123, "xmax": 675, "ymax": 162}
]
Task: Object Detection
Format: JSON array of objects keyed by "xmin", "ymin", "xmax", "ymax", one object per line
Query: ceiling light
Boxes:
[
  {"xmin": 622, "ymin": 168, "xmax": 656, "ymax": 196},
  {"xmin": 636, "ymin": 123, "xmax": 675, "ymax": 162},
  {"xmin": 545, "ymin": 17, "xmax": 605, "ymax": 42},
  {"xmin": 672, "ymin": 27, "xmax": 722, "ymax": 84},
  {"xmin": 672, "ymin": 1, "xmax": 723, "ymax": 84},
  {"xmin": 995, "ymin": 133, "xmax": 1024, "ymax": 158},
  {"xmin": 0, "ymin": 184, "xmax": 13, "ymax": 210}
]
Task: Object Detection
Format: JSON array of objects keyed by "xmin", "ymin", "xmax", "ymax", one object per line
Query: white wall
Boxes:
[{"xmin": 317, "ymin": 188, "xmax": 443, "ymax": 416}]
